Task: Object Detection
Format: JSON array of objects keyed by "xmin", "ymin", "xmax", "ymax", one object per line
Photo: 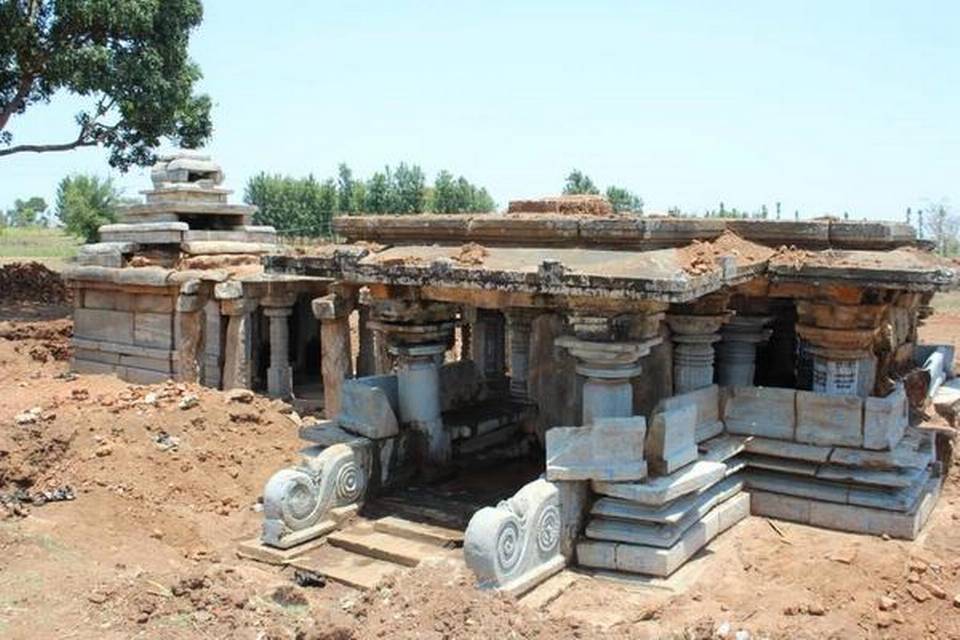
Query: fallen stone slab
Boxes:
[
  {"xmin": 546, "ymin": 416, "xmax": 647, "ymax": 482},
  {"xmin": 592, "ymin": 460, "xmax": 726, "ymax": 506},
  {"xmin": 828, "ymin": 427, "xmax": 934, "ymax": 469},
  {"xmin": 723, "ymin": 386, "xmax": 796, "ymax": 440},
  {"xmin": 590, "ymin": 474, "xmax": 744, "ymax": 529},
  {"xmin": 654, "ymin": 384, "xmax": 723, "ymax": 444},
  {"xmin": 646, "ymin": 404, "xmax": 698, "ymax": 475},
  {"xmin": 181, "ymin": 240, "xmax": 276, "ymax": 255},
  {"xmin": 578, "ymin": 492, "xmax": 750, "ymax": 577},
  {"xmin": 743, "ymin": 453, "xmax": 819, "ymax": 476},
  {"xmin": 744, "ymin": 436, "xmax": 832, "ymax": 463},
  {"xmin": 698, "ymin": 434, "xmax": 752, "ymax": 462},
  {"xmin": 750, "ymin": 477, "xmax": 941, "ymax": 540},
  {"xmin": 815, "ymin": 463, "xmax": 928, "ymax": 489}
]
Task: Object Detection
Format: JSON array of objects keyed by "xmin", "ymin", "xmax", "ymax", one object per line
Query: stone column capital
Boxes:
[
  {"xmin": 555, "ymin": 336, "xmax": 661, "ymax": 379},
  {"xmin": 311, "ymin": 292, "xmax": 353, "ymax": 320},
  {"xmin": 263, "ymin": 305, "xmax": 294, "ymax": 318},
  {"xmin": 221, "ymin": 297, "xmax": 258, "ymax": 316}
]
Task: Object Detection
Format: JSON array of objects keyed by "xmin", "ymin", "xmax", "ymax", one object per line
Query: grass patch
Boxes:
[
  {"xmin": 0, "ymin": 227, "xmax": 80, "ymax": 270},
  {"xmin": 933, "ymin": 291, "xmax": 960, "ymax": 313}
]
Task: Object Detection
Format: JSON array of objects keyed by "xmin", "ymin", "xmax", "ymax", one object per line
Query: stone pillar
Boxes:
[
  {"xmin": 460, "ymin": 322, "xmax": 472, "ymax": 361},
  {"xmin": 795, "ymin": 301, "xmax": 884, "ymax": 397},
  {"xmin": 201, "ymin": 298, "xmax": 223, "ymax": 388},
  {"xmin": 505, "ymin": 309, "xmax": 538, "ymax": 401},
  {"xmin": 312, "ymin": 293, "xmax": 355, "ymax": 418},
  {"xmin": 715, "ymin": 315, "xmax": 772, "ymax": 387},
  {"xmin": 369, "ymin": 300, "xmax": 457, "ymax": 468},
  {"xmin": 175, "ymin": 284, "xmax": 205, "ymax": 383},
  {"xmin": 263, "ymin": 306, "xmax": 294, "ymax": 398},
  {"xmin": 666, "ymin": 314, "xmax": 728, "ymax": 394},
  {"xmin": 356, "ymin": 304, "xmax": 376, "ymax": 377},
  {"xmin": 466, "ymin": 307, "xmax": 507, "ymax": 393},
  {"xmin": 221, "ymin": 298, "xmax": 257, "ymax": 390}
]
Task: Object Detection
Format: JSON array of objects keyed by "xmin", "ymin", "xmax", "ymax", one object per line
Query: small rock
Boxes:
[
  {"xmin": 877, "ymin": 611, "xmax": 893, "ymax": 628},
  {"xmin": 95, "ymin": 444, "xmax": 113, "ymax": 457},
  {"xmin": 87, "ymin": 591, "xmax": 110, "ymax": 604},
  {"xmin": 225, "ymin": 389, "xmax": 254, "ymax": 404},
  {"xmin": 271, "ymin": 585, "xmax": 309, "ymax": 608},
  {"xmin": 907, "ymin": 584, "xmax": 931, "ymax": 603},
  {"xmin": 953, "ymin": 594, "xmax": 960, "ymax": 608},
  {"xmin": 907, "ymin": 571, "xmax": 921, "ymax": 583},
  {"xmin": 878, "ymin": 595, "xmax": 897, "ymax": 611},
  {"xmin": 143, "ymin": 393, "xmax": 158, "ymax": 406},
  {"xmin": 14, "ymin": 412, "xmax": 36, "ymax": 425},
  {"xmin": 921, "ymin": 581, "xmax": 947, "ymax": 599},
  {"xmin": 178, "ymin": 394, "xmax": 199, "ymax": 410},
  {"xmin": 807, "ymin": 603, "xmax": 826, "ymax": 616}
]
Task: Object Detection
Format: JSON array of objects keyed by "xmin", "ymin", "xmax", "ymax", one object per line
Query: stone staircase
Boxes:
[{"xmin": 288, "ymin": 513, "xmax": 465, "ymax": 590}]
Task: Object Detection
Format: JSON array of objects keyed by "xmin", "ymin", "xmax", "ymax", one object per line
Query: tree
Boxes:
[
  {"xmin": 0, "ymin": 0, "xmax": 211, "ymax": 169},
  {"xmin": 563, "ymin": 170, "xmax": 600, "ymax": 195},
  {"xmin": 364, "ymin": 170, "xmax": 392, "ymax": 214},
  {"xmin": 921, "ymin": 201, "xmax": 960, "ymax": 256},
  {"xmin": 605, "ymin": 185, "xmax": 643, "ymax": 213},
  {"xmin": 55, "ymin": 175, "xmax": 122, "ymax": 241},
  {"xmin": 336, "ymin": 163, "xmax": 354, "ymax": 214},
  {"xmin": 432, "ymin": 170, "xmax": 495, "ymax": 213},
  {"xmin": 393, "ymin": 162, "xmax": 426, "ymax": 214},
  {"xmin": 245, "ymin": 173, "xmax": 334, "ymax": 237},
  {"xmin": 4, "ymin": 195, "xmax": 47, "ymax": 227}
]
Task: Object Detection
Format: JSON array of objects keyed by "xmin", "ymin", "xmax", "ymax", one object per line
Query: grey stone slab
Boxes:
[
  {"xmin": 590, "ymin": 475, "xmax": 744, "ymax": 526},
  {"xmin": 863, "ymin": 385, "xmax": 908, "ymax": 450},
  {"xmin": 338, "ymin": 378, "xmax": 400, "ymax": 439},
  {"xmin": 699, "ymin": 434, "xmax": 751, "ymax": 462},
  {"xmin": 438, "ymin": 360, "xmax": 487, "ymax": 412},
  {"xmin": 546, "ymin": 417, "xmax": 648, "ymax": 482},
  {"xmin": 829, "ymin": 427, "xmax": 934, "ymax": 469},
  {"xmin": 744, "ymin": 436, "xmax": 832, "ymax": 463},
  {"xmin": 724, "ymin": 455, "xmax": 748, "ymax": 476},
  {"xmin": 74, "ymin": 308, "xmax": 135, "ymax": 344},
  {"xmin": 744, "ymin": 469, "xmax": 850, "ymax": 504},
  {"xmin": 646, "ymin": 404, "xmax": 698, "ymax": 475},
  {"xmin": 847, "ymin": 470, "xmax": 932, "ymax": 511},
  {"xmin": 752, "ymin": 478, "xmax": 940, "ymax": 540},
  {"xmin": 82, "ymin": 290, "xmax": 133, "ymax": 311},
  {"xmin": 119, "ymin": 354, "xmax": 174, "ymax": 374},
  {"xmin": 592, "ymin": 460, "xmax": 726, "ymax": 506},
  {"xmin": 73, "ymin": 348, "xmax": 120, "ymax": 365},
  {"xmin": 133, "ymin": 293, "xmax": 175, "ymax": 313},
  {"xmin": 815, "ymin": 463, "xmax": 927, "ymax": 488},
  {"xmin": 578, "ymin": 493, "xmax": 750, "ymax": 577},
  {"xmin": 181, "ymin": 240, "xmax": 275, "ymax": 254},
  {"xmin": 795, "ymin": 391, "xmax": 863, "ymax": 448},
  {"xmin": 134, "ymin": 312, "xmax": 174, "ymax": 349},
  {"xmin": 722, "ymin": 386, "xmax": 796, "ymax": 440},
  {"xmin": 120, "ymin": 365, "xmax": 172, "ymax": 385},
  {"xmin": 655, "ymin": 384, "xmax": 721, "ymax": 444},
  {"xmin": 72, "ymin": 336, "xmax": 175, "ymax": 360},
  {"xmin": 743, "ymin": 453, "xmax": 819, "ymax": 476},
  {"xmin": 72, "ymin": 358, "xmax": 117, "ymax": 375}
]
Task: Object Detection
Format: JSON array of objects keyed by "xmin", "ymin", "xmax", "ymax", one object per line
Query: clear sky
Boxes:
[{"xmin": 1, "ymin": 0, "xmax": 957, "ymax": 220}]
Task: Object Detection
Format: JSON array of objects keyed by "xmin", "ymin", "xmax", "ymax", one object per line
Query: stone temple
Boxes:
[{"xmin": 65, "ymin": 153, "xmax": 959, "ymax": 595}]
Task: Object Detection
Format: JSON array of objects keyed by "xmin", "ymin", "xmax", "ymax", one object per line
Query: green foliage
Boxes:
[
  {"xmin": 364, "ymin": 170, "xmax": 392, "ymax": 214},
  {"xmin": 336, "ymin": 164, "xmax": 354, "ymax": 213},
  {"xmin": 432, "ymin": 170, "xmax": 495, "ymax": 213},
  {"xmin": 921, "ymin": 201, "xmax": 960, "ymax": 256},
  {"xmin": 605, "ymin": 186, "xmax": 643, "ymax": 213},
  {"xmin": 54, "ymin": 174, "xmax": 122, "ymax": 241},
  {"xmin": 393, "ymin": 163, "xmax": 426, "ymax": 214},
  {"xmin": 245, "ymin": 173, "xmax": 333, "ymax": 236},
  {"xmin": 563, "ymin": 170, "xmax": 600, "ymax": 195},
  {"xmin": 3, "ymin": 196, "xmax": 47, "ymax": 227},
  {"xmin": 0, "ymin": 0, "xmax": 211, "ymax": 169}
]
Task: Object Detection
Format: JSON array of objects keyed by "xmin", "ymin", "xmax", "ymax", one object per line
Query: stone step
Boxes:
[
  {"xmin": 518, "ymin": 570, "xmax": 579, "ymax": 610},
  {"xmin": 593, "ymin": 460, "xmax": 727, "ymax": 506},
  {"xmin": 372, "ymin": 516, "xmax": 464, "ymax": 547},
  {"xmin": 327, "ymin": 524, "xmax": 451, "ymax": 567},
  {"xmin": 288, "ymin": 545, "xmax": 402, "ymax": 590}
]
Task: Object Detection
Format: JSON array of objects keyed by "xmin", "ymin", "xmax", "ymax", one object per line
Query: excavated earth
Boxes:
[{"xmin": 1, "ymin": 269, "xmax": 960, "ymax": 638}]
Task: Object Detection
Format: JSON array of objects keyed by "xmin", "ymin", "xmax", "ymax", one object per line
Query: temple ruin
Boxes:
[{"xmin": 64, "ymin": 154, "xmax": 959, "ymax": 596}]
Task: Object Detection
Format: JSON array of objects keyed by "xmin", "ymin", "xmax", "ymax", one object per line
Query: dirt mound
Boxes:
[
  {"xmin": 0, "ymin": 261, "xmax": 70, "ymax": 303},
  {"xmin": 679, "ymin": 230, "xmax": 775, "ymax": 275},
  {"xmin": 508, "ymin": 195, "xmax": 614, "ymax": 217}
]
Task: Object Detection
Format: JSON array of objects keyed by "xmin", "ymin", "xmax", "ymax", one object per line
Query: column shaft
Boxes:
[
  {"xmin": 320, "ymin": 316, "xmax": 352, "ymax": 417},
  {"xmin": 265, "ymin": 306, "xmax": 294, "ymax": 398}
]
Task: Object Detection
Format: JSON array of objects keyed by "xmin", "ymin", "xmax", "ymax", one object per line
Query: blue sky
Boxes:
[{"xmin": 1, "ymin": 0, "xmax": 957, "ymax": 220}]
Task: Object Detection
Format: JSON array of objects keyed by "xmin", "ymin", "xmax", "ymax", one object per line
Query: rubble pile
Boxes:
[{"xmin": 0, "ymin": 261, "xmax": 70, "ymax": 303}]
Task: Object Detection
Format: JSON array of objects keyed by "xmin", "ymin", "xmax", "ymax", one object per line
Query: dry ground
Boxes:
[{"xmin": 0, "ymin": 299, "xmax": 959, "ymax": 639}]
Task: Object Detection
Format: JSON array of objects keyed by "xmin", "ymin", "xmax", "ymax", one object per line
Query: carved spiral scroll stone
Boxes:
[
  {"xmin": 336, "ymin": 461, "xmax": 364, "ymax": 503},
  {"xmin": 463, "ymin": 478, "xmax": 564, "ymax": 590}
]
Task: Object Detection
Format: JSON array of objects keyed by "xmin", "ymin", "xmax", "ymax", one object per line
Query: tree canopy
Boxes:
[
  {"xmin": 55, "ymin": 174, "xmax": 123, "ymax": 241},
  {"xmin": 245, "ymin": 163, "xmax": 496, "ymax": 237},
  {"xmin": 0, "ymin": 0, "xmax": 212, "ymax": 169},
  {"xmin": 2, "ymin": 195, "xmax": 47, "ymax": 226},
  {"xmin": 563, "ymin": 169, "xmax": 643, "ymax": 213}
]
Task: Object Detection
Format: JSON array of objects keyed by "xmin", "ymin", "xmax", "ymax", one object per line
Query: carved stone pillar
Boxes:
[
  {"xmin": 221, "ymin": 298, "xmax": 257, "ymax": 390},
  {"xmin": 312, "ymin": 293, "xmax": 354, "ymax": 417},
  {"xmin": 356, "ymin": 304, "xmax": 376, "ymax": 377},
  {"xmin": 466, "ymin": 307, "xmax": 507, "ymax": 393},
  {"xmin": 557, "ymin": 313, "xmax": 662, "ymax": 425},
  {"xmin": 263, "ymin": 305, "xmax": 294, "ymax": 398},
  {"xmin": 370, "ymin": 300, "xmax": 457, "ymax": 467},
  {"xmin": 175, "ymin": 284, "xmax": 204, "ymax": 383},
  {"xmin": 715, "ymin": 315, "xmax": 773, "ymax": 387},
  {"xmin": 666, "ymin": 314, "xmax": 729, "ymax": 394},
  {"xmin": 795, "ymin": 301, "xmax": 884, "ymax": 397},
  {"xmin": 505, "ymin": 309, "xmax": 538, "ymax": 401}
]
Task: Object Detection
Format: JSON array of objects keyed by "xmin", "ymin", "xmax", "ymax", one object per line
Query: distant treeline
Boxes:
[{"xmin": 245, "ymin": 163, "xmax": 495, "ymax": 236}]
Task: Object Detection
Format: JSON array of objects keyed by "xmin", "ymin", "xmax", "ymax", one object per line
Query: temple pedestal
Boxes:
[
  {"xmin": 715, "ymin": 315, "xmax": 772, "ymax": 387},
  {"xmin": 666, "ymin": 314, "xmax": 728, "ymax": 394}
]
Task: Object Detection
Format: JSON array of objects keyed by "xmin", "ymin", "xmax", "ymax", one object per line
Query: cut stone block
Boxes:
[
  {"xmin": 338, "ymin": 377, "xmax": 400, "ymax": 439},
  {"xmin": 438, "ymin": 360, "xmax": 487, "ymax": 412},
  {"xmin": 577, "ymin": 492, "xmax": 750, "ymax": 577},
  {"xmin": 591, "ymin": 475, "xmax": 744, "ymax": 525},
  {"xmin": 815, "ymin": 463, "xmax": 927, "ymax": 489},
  {"xmin": 236, "ymin": 531, "xmax": 332, "ymax": 565},
  {"xmin": 133, "ymin": 294, "xmax": 175, "ymax": 313},
  {"xmin": 288, "ymin": 545, "xmax": 402, "ymax": 590},
  {"xmin": 134, "ymin": 312, "xmax": 174, "ymax": 349},
  {"xmin": 74, "ymin": 308, "xmax": 134, "ymax": 344},
  {"xmin": 723, "ymin": 386, "xmax": 796, "ymax": 440},
  {"xmin": 743, "ymin": 453, "xmax": 818, "ymax": 476},
  {"xmin": 328, "ymin": 523, "xmax": 448, "ymax": 567},
  {"xmin": 592, "ymin": 460, "xmax": 726, "ymax": 506},
  {"xmin": 750, "ymin": 477, "xmax": 940, "ymax": 540},
  {"xmin": 744, "ymin": 436, "xmax": 832, "ymax": 463},
  {"xmin": 863, "ymin": 385, "xmax": 908, "ymax": 450},
  {"xmin": 654, "ymin": 384, "xmax": 722, "ymax": 444},
  {"xmin": 745, "ymin": 469, "xmax": 850, "ymax": 504},
  {"xmin": 699, "ymin": 434, "xmax": 751, "ymax": 462},
  {"xmin": 795, "ymin": 391, "xmax": 863, "ymax": 448},
  {"xmin": 546, "ymin": 416, "xmax": 647, "ymax": 482},
  {"xmin": 829, "ymin": 427, "xmax": 934, "ymax": 469},
  {"xmin": 83, "ymin": 290, "xmax": 133, "ymax": 311},
  {"xmin": 646, "ymin": 404, "xmax": 698, "ymax": 475}
]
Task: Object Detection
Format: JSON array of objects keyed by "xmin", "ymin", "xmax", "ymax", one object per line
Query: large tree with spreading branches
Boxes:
[{"xmin": 0, "ymin": 0, "xmax": 212, "ymax": 169}]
